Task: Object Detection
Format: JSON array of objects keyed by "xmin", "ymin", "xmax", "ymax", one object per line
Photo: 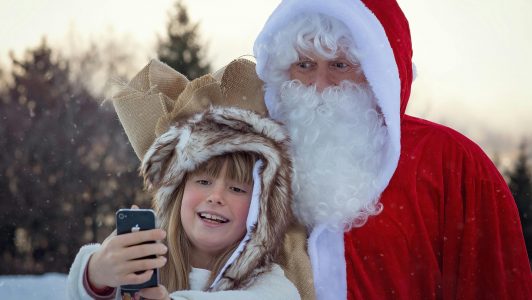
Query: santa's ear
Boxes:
[{"xmin": 140, "ymin": 127, "xmax": 180, "ymax": 189}]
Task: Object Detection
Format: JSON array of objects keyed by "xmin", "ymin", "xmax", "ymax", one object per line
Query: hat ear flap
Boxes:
[{"xmin": 140, "ymin": 127, "xmax": 181, "ymax": 189}]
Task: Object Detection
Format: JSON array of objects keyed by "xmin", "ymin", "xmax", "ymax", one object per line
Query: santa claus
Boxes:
[{"xmin": 254, "ymin": 0, "xmax": 532, "ymax": 299}]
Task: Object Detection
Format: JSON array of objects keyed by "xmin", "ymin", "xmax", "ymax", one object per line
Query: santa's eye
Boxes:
[
  {"xmin": 330, "ymin": 61, "xmax": 353, "ymax": 72},
  {"xmin": 293, "ymin": 60, "xmax": 315, "ymax": 70}
]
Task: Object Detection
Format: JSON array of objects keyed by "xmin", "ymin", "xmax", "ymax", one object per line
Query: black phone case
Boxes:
[{"xmin": 115, "ymin": 209, "xmax": 159, "ymax": 296}]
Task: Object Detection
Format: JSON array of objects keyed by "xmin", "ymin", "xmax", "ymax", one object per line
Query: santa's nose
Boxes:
[{"xmin": 313, "ymin": 69, "xmax": 335, "ymax": 92}]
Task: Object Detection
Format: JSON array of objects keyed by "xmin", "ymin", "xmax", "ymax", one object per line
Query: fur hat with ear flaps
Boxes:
[{"xmin": 111, "ymin": 58, "xmax": 293, "ymax": 291}]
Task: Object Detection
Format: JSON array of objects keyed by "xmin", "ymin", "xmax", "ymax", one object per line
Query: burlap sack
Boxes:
[{"xmin": 279, "ymin": 224, "xmax": 316, "ymax": 300}]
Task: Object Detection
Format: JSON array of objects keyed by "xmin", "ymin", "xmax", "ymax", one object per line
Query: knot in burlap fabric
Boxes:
[{"xmin": 111, "ymin": 58, "xmax": 266, "ymax": 160}]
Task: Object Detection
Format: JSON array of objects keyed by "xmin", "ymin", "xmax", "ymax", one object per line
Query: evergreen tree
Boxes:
[
  {"xmin": 0, "ymin": 40, "xmax": 86, "ymax": 273},
  {"xmin": 0, "ymin": 40, "xmax": 148, "ymax": 274},
  {"xmin": 507, "ymin": 140, "xmax": 532, "ymax": 262},
  {"xmin": 157, "ymin": 0, "xmax": 211, "ymax": 79}
]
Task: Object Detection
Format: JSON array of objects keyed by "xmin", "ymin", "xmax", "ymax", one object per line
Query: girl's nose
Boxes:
[
  {"xmin": 207, "ymin": 198, "xmax": 224, "ymax": 205},
  {"xmin": 207, "ymin": 187, "xmax": 225, "ymax": 206}
]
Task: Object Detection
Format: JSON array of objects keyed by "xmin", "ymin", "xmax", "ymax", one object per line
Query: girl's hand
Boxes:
[
  {"xmin": 136, "ymin": 285, "xmax": 171, "ymax": 300},
  {"xmin": 87, "ymin": 228, "xmax": 168, "ymax": 289}
]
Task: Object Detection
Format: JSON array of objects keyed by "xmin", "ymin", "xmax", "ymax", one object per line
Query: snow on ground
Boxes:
[{"xmin": 0, "ymin": 273, "xmax": 68, "ymax": 300}]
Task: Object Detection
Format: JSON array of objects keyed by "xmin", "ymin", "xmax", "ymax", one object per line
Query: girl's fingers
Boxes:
[
  {"xmin": 122, "ymin": 269, "xmax": 154, "ymax": 285},
  {"xmin": 121, "ymin": 242, "xmax": 168, "ymax": 261},
  {"xmin": 123, "ymin": 256, "xmax": 167, "ymax": 275}
]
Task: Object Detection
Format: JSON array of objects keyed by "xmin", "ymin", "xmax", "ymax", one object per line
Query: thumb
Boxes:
[
  {"xmin": 131, "ymin": 204, "xmax": 140, "ymax": 210},
  {"xmin": 102, "ymin": 229, "xmax": 117, "ymax": 243}
]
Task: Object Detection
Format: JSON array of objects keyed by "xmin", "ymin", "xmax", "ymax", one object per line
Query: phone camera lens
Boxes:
[{"xmin": 119, "ymin": 213, "xmax": 126, "ymax": 220}]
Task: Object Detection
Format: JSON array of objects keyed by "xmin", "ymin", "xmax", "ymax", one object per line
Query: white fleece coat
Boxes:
[{"xmin": 67, "ymin": 244, "xmax": 300, "ymax": 300}]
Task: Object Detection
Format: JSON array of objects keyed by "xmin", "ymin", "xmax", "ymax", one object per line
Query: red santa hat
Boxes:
[{"xmin": 254, "ymin": 0, "xmax": 414, "ymax": 201}]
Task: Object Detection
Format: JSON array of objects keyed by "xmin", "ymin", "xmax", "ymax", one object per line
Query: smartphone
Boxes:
[{"xmin": 115, "ymin": 208, "xmax": 159, "ymax": 297}]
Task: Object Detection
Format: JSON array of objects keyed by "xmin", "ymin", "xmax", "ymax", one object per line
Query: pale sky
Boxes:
[{"xmin": 1, "ymin": 0, "xmax": 531, "ymax": 167}]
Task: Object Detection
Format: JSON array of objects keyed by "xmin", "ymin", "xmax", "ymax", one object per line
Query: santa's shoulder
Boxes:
[{"xmin": 399, "ymin": 114, "xmax": 499, "ymax": 179}]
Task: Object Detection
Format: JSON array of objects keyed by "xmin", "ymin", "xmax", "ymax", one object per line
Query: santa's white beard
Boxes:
[{"xmin": 272, "ymin": 81, "xmax": 388, "ymax": 230}]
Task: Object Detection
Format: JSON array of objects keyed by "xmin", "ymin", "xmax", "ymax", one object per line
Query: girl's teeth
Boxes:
[{"xmin": 199, "ymin": 213, "xmax": 228, "ymax": 223}]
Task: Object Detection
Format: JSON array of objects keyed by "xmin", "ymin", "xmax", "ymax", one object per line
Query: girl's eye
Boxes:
[
  {"xmin": 196, "ymin": 179, "xmax": 210, "ymax": 185},
  {"xmin": 230, "ymin": 186, "xmax": 247, "ymax": 194}
]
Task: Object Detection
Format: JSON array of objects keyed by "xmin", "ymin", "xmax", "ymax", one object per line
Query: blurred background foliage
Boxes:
[
  {"xmin": 0, "ymin": 0, "xmax": 529, "ymax": 274},
  {"xmin": 0, "ymin": 0, "xmax": 211, "ymax": 274}
]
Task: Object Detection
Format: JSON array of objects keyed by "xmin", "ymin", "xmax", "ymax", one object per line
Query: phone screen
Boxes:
[{"xmin": 115, "ymin": 209, "xmax": 159, "ymax": 296}]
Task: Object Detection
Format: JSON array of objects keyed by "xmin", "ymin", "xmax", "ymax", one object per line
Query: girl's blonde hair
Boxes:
[{"xmin": 158, "ymin": 152, "xmax": 257, "ymax": 291}]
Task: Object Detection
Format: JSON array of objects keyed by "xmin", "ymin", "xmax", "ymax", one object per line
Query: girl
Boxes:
[{"xmin": 67, "ymin": 58, "xmax": 300, "ymax": 299}]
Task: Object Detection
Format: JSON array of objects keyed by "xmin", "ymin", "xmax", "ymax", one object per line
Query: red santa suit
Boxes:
[{"xmin": 254, "ymin": 0, "xmax": 532, "ymax": 299}]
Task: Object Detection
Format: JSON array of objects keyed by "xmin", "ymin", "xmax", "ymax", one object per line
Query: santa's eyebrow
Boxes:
[{"xmin": 296, "ymin": 55, "xmax": 314, "ymax": 61}]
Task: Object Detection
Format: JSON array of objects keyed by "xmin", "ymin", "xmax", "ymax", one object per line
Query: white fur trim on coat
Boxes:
[{"xmin": 308, "ymin": 225, "xmax": 346, "ymax": 300}]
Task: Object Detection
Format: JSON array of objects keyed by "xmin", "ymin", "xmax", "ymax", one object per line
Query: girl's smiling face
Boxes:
[{"xmin": 180, "ymin": 161, "xmax": 252, "ymax": 261}]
